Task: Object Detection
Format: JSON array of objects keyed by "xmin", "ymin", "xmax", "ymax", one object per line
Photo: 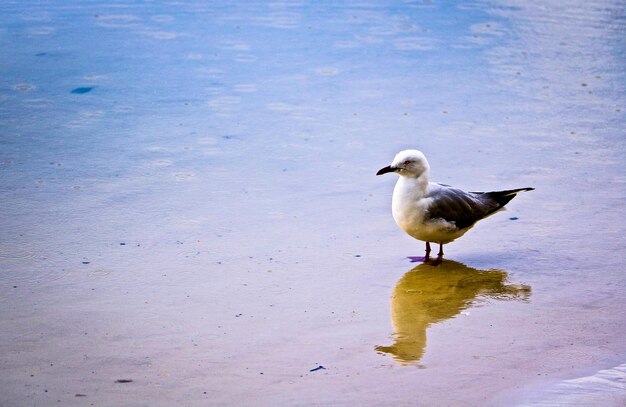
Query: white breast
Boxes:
[{"xmin": 391, "ymin": 178, "xmax": 467, "ymax": 244}]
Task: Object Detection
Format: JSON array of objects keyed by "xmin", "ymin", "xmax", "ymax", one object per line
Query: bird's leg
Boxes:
[
  {"xmin": 408, "ymin": 242, "xmax": 432, "ymax": 263},
  {"xmin": 428, "ymin": 244, "xmax": 444, "ymax": 266}
]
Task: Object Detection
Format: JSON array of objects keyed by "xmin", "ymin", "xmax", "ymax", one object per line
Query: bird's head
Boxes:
[{"xmin": 376, "ymin": 149, "xmax": 430, "ymax": 178}]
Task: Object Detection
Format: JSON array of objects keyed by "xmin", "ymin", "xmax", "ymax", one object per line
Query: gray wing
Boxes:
[{"xmin": 425, "ymin": 184, "xmax": 500, "ymax": 230}]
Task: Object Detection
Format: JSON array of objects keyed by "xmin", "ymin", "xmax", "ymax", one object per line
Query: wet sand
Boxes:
[{"xmin": 1, "ymin": 0, "xmax": 625, "ymax": 406}]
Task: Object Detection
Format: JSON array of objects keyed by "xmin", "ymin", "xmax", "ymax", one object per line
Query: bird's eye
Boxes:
[{"xmin": 403, "ymin": 160, "xmax": 411, "ymax": 166}]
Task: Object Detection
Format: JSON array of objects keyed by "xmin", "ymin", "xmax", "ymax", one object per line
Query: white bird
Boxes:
[{"xmin": 377, "ymin": 149, "xmax": 533, "ymax": 263}]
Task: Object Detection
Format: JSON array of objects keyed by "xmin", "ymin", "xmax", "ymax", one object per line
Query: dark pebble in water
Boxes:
[
  {"xmin": 119, "ymin": 242, "xmax": 126, "ymax": 246},
  {"xmin": 509, "ymin": 217, "xmax": 519, "ymax": 220},
  {"xmin": 354, "ymin": 254, "xmax": 361, "ymax": 257},
  {"xmin": 82, "ymin": 261, "xmax": 90, "ymax": 264},
  {"xmin": 13, "ymin": 285, "xmax": 17, "ymax": 288},
  {"xmin": 71, "ymin": 87, "xmax": 94, "ymax": 94},
  {"xmin": 310, "ymin": 365, "xmax": 325, "ymax": 372},
  {"xmin": 35, "ymin": 52, "xmax": 47, "ymax": 57},
  {"xmin": 115, "ymin": 379, "xmax": 133, "ymax": 383},
  {"xmin": 75, "ymin": 394, "xmax": 87, "ymax": 397}
]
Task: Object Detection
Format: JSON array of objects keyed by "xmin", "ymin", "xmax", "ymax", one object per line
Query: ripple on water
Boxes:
[
  {"xmin": 174, "ymin": 172, "xmax": 195, "ymax": 181},
  {"xmin": 207, "ymin": 96, "xmax": 241, "ymax": 111},
  {"xmin": 67, "ymin": 110, "xmax": 104, "ymax": 127},
  {"xmin": 12, "ymin": 83, "xmax": 35, "ymax": 92},
  {"xmin": 139, "ymin": 30, "xmax": 182, "ymax": 40},
  {"xmin": 519, "ymin": 363, "xmax": 626, "ymax": 406},
  {"xmin": 94, "ymin": 14, "xmax": 141, "ymax": 29},
  {"xmin": 25, "ymin": 26, "xmax": 56, "ymax": 36},
  {"xmin": 22, "ymin": 98, "xmax": 52, "ymax": 108},
  {"xmin": 148, "ymin": 159, "xmax": 174, "ymax": 167},
  {"xmin": 0, "ymin": 245, "xmax": 71, "ymax": 302},
  {"xmin": 255, "ymin": 12, "xmax": 301, "ymax": 29},
  {"xmin": 392, "ymin": 36, "xmax": 436, "ymax": 51},
  {"xmin": 315, "ymin": 67, "xmax": 339, "ymax": 76},
  {"xmin": 233, "ymin": 84, "xmax": 258, "ymax": 93},
  {"xmin": 234, "ymin": 54, "xmax": 258, "ymax": 63},
  {"xmin": 151, "ymin": 15, "xmax": 175, "ymax": 23},
  {"xmin": 0, "ymin": 244, "xmax": 38, "ymax": 262}
]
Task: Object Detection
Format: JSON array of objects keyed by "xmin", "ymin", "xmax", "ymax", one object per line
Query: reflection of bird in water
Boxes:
[
  {"xmin": 375, "ymin": 260, "xmax": 531, "ymax": 364},
  {"xmin": 376, "ymin": 149, "xmax": 533, "ymax": 264}
]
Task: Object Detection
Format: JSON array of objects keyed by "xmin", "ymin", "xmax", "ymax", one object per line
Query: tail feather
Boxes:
[{"xmin": 471, "ymin": 187, "xmax": 534, "ymax": 210}]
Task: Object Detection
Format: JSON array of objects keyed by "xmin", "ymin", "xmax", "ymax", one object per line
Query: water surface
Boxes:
[{"xmin": 1, "ymin": 0, "xmax": 625, "ymax": 406}]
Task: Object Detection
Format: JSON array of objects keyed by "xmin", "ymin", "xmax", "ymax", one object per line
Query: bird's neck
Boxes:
[{"xmin": 394, "ymin": 173, "xmax": 429, "ymax": 200}]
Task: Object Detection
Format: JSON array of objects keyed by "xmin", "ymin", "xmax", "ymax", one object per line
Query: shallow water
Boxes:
[{"xmin": 1, "ymin": 0, "xmax": 625, "ymax": 406}]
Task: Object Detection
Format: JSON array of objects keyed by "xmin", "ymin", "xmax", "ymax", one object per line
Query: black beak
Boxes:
[{"xmin": 376, "ymin": 165, "xmax": 395, "ymax": 176}]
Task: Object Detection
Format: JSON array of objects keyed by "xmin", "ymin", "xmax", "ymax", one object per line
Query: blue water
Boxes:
[{"xmin": 1, "ymin": 1, "xmax": 625, "ymax": 406}]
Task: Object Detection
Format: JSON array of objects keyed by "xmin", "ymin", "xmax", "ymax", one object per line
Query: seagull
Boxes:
[{"xmin": 377, "ymin": 149, "xmax": 533, "ymax": 264}]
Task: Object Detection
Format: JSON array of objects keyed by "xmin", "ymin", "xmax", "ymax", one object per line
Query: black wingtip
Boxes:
[
  {"xmin": 505, "ymin": 187, "xmax": 535, "ymax": 195},
  {"xmin": 477, "ymin": 187, "xmax": 534, "ymax": 208}
]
